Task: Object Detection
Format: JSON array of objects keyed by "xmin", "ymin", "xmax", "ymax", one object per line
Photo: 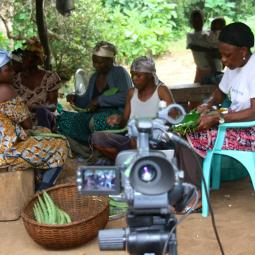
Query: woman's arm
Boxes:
[
  {"xmin": 97, "ymin": 66, "xmax": 133, "ymax": 108},
  {"xmin": 46, "ymin": 90, "xmax": 58, "ymax": 111},
  {"xmin": 0, "ymin": 84, "xmax": 17, "ymax": 102},
  {"xmin": 121, "ymin": 88, "xmax": 134, "ymax": 127},
  {"xmin": 20, "ymin": 117, "xmax": 33, "ymax": 129},
  {"xmin": 224, "ymin": 98, "xmax": 255, "ymax": 122},
  {"xmin": 198, "ymin": 98, "xmax": 255, "ymax": 130},
  {"xmin": 158, "ymin": 85, "xmax": 175, "ymax": 105},
  {"xmin": 107, "ymin": 88, "xmax": 134, "ymax": 128},
  {"xmin": 197, "ymin": 88, "xmax": 226, "ymax": 113}
]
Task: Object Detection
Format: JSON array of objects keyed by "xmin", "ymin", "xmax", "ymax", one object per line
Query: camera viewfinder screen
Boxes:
[{"xmin": 78, "ymin": 166, "xmax": 120, "ymax": 195}]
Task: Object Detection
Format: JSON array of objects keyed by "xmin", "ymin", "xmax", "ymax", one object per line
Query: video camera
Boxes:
[{"xmin": 77, "ymin": 102, "xmax": 198, "ymax": 255}]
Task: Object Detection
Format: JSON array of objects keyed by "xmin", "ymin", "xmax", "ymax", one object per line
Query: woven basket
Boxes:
[{"xmin": 21, "ymin": 183, "xmax": 109, "ymax": 249}]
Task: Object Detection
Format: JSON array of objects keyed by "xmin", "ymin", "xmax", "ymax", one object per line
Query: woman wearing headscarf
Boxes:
[
  {"xmin": 57, "ymin": 41, "xmax": 133, "ymax": 145},
  {"xmin": 12, "ymin": 37, "xmax": 61, "ymax": 131},
  {"xmin": 91, "ymin": 56, "xmax": 175, "ymax": 161},
  {"xmin": 0, "ymin": 50, "xmax": 70, "ymax": 191},
  {"xmin": 175, "ymin": 22, "xmax": 255, "ymax": 210}
]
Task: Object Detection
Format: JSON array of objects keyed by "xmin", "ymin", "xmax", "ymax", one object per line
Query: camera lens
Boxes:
[{"xmin": 138, "ymin": 164, "xmax": 157, "ymax": 182}]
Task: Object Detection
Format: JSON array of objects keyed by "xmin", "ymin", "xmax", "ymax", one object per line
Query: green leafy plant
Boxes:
[{"xmin": 100, "ymin": 0, "xmax": 177, "ymax": 63}]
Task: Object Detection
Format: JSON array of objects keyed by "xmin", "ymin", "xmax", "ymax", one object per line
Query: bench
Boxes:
[{"xmin": 170, "ymin": 83, "xmax": 217, "ymax": 111}]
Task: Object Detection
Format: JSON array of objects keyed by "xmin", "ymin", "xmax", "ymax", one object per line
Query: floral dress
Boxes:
[
  {"xmin": 187, "ymin": 126, "xmax": 255, "ymax": 158},
  {"xmin": 0, "ymin": 96, "xmax": 70, "ymax": 171},
  {"xmin": 12, "ymin": 71, "xmax": 61, "ymax": 125}
]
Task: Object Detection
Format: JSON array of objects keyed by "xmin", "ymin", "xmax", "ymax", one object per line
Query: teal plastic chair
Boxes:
[{"xmin": 202, "ymin": 120, "xmax": 255, "ymax": 217}]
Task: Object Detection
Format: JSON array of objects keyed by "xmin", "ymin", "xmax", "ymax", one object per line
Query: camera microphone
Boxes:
[{"xmin": 167, "ymin": 132, "xmax": 192, "ymax": 148}]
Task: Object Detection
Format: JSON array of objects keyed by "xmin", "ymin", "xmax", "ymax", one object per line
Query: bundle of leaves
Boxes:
[{"xmin": 171, "ymin": 110, "xmax": 200, "ymax": 136}]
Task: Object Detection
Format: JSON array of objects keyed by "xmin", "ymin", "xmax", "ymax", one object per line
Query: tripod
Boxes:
[{"xmin": 99, "ymin": 208, "xmax": 178, "ymax": 255}]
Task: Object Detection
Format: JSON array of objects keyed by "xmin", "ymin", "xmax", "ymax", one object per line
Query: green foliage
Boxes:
[
  {"xmin": 204, "ymin": 0, "xmax": 236, "ymax": 21},
  {"xmin": 44, "ymin": 0, "xmax": 106, "ymax": 80},
  {"xmin": 234, "ymin": 0, "xmax": 255, "ymax": 19},
  {"xmin": 100, "ymin": 0, "xmax": 177, "ymax": 63},
  {"xmin": 0, "ymin": 32, "xmax": 9, "ymax": 49},
  {"xmin": 1, "ymin": 0, "xmax": 255, "ymax": 83}
]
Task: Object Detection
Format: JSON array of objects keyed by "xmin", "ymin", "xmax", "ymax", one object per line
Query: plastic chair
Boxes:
[{"xmin": 202, "ymin": 120, "xmax": 255, "ymax": 217}]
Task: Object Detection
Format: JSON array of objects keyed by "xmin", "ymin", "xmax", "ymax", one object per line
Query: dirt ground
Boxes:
[
  {"xmin": 155, "ymin": 50, "xmax": 196, "ymax": 88},
  {"xmin": 1, "ymin": 178, "xmax": 255, "ymax": 255},
  {"xmin": 1, "ymin": 51, "xmax": 254, "ymax": 255}
]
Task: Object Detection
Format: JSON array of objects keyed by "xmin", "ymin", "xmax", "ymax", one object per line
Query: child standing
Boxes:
[
  {"xmin": 91, "ymin": 56, "xmax": 175, "ymax": 160},
  {"xmin": 207, "ymin": 17, "xmax": 226, "ymax": 73},
  {"xmin": 186, "ymin": 9, "xmax": 213, "ymax": 83}
]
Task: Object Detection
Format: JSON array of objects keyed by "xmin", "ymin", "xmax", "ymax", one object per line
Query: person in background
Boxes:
[
  {"xmin": 12, "ymin": 37, "xmax": 61, "ymax": 132},
  {"xmin": 175, "ymin": 22, "xmax": 255, "ymax": 211},
  {"xmin": 91, "ymin": 56, "xmax": 175, "ymax": 161},
  {"xmin": 0, "ymin": 50, "xmax": 70, "ymax": 191},
  {"xmin": 57, "ymin": 41, "xmax": 133, "ymax": 145},
  {"xmin": 207, "ymin": 16, "xmax": 226, "ymax": 73},
  {"xmin": 199, "ymin": 16, "xmax": 226, "ymax": 85},
  {"xmin": 186, "ymin": 9, "xmax": 213, "ymax": 83}
]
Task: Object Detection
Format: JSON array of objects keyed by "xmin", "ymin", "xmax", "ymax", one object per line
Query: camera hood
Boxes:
[{"xmin": 129, "ymin": 155, "xmax": 175, "ymax": 195}]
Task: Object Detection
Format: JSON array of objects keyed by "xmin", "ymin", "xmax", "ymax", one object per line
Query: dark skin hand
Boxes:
[
  {"xmin": 20, "ymin": 117, "xmax": 32, "ymax": 130},
  {"xmin": 197, "ymin": 113, "xmax": 219, "ymax": 130}
]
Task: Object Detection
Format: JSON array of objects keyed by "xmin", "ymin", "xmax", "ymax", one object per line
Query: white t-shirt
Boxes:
[{"xmin": 219, "ymin": 53, "xmax": 255, "ymax": 111}]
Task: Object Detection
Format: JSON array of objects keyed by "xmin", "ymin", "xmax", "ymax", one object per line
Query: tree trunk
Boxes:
[{"xmin": 35, "ymin": 0, "xmax": 51, "ymax": 70}]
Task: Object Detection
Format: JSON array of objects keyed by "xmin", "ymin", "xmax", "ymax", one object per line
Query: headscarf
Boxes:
[
  {"xmin": 219, "ymin": 22, "xmax": 254, "ymax": 48},
  {"xmin": 23, "ymin": 36, "xmax": 44, "ymax": 64},
  {"xmin": 130, "ymin": 56, "xmax": 160, "ymax": 85},
  {"xmin": 93, "ymin": 41, "xmax": 116, "ymax": 59},
  {"xmin": 0, "ymin": 50, "xmax": 10, "ymax": 68}
]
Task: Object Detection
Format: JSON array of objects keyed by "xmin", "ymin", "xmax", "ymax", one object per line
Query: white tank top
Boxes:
[{"xmin": 130, "ymin": 86, "xmax": 161, "ymax": 119}]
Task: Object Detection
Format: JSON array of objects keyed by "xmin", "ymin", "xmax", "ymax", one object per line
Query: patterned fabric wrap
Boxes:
[
  {"xmin": 0, "ymin": 96, "xmax": 70, "ymax": 171},
  {"xmin": 12, "ymin": 71, "xmax": 61, "ymax": 124},
  {"xmin": 187, "ymin": 126, "xmax": 255, "ymax": 158},
  {"xmin": 57, "ymin": 108, "xmax": 121, "ymax": 145}
]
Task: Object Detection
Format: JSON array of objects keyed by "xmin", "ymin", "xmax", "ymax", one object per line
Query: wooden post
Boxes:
[{"xmin": 35, "ymin": 0, "xmax": 52, "ymax": 70}]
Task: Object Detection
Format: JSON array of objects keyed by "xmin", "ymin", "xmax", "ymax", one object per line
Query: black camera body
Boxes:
[{"xmin": 77, "ymin": 103, "xmax": 196, "ymax": 255}]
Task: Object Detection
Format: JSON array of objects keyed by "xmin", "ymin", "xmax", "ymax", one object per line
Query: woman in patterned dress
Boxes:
[
  {"xmin": 0, "ymin": 50, "xmax": 70, "ymax": 191},
  {"xmin": 12, "ymin": 37, "xmax": 61, "ymax": 131}
]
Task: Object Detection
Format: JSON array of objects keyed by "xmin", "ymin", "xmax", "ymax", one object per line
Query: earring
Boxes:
[{"xmin": 243, "ymin": 56, "xmax": 246, "ymax": 61}]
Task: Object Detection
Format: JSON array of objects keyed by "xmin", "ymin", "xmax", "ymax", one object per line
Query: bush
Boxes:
[{"xmin": 100, "ymin": 0, "xmax": 177, "ymax": 64}]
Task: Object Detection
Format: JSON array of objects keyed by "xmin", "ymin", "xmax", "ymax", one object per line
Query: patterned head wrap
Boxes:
[
  {"xmin": 23, "ymin": 36, "xmax": 44, "ymax": 64},
  {"xmin": 93, "ymin": 41, "xmax": 117, "ymax": 59},
  {"xmin": 0, "ymin": 50, "xmax": 10, "ymax": 68},
  {"xmin": 219, "ymin": 22, "xmax": 254, "ymax": 48},
  {"xmin": 130, "ymin": 56, "xmax": 160, "ymax": 84}
]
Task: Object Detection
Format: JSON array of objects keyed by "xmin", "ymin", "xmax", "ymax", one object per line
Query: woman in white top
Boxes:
[
  {"xmin": 176, "ymin": 22, "xmax": 255, "ymax": 193},
  {"xmin": 91, "ymin": 56, "xmax": 175, "ymax": 160}
]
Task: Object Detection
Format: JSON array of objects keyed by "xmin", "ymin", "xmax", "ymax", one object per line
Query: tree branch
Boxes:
[{"xmin": 0, "ymin": 14, "xmax": 26, "ymax": 41}]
